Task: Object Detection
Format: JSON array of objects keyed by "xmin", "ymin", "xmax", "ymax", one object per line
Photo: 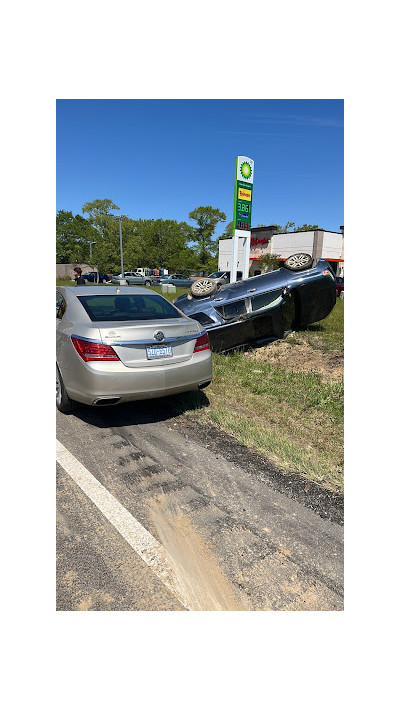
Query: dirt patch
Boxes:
[
  {"xmin": 148, "ymin": 492, "xmax": 250, "ymax": 611},
  {"xmin": 244, "ymin": 336, "xmax": 343, "ymax": 381}
]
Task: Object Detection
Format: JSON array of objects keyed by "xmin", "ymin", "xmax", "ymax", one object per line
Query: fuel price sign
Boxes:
[{"xmin": 233, "ymin": 157, "xmax": 254, "ymax": 231}]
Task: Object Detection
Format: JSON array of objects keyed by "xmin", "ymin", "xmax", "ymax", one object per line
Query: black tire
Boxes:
[
  {"xmin": 283, "ymin": 253, "xmax": 313, "ymax": 271},
  {"xmin": 190, "ymin": 278, "xmax": 218, "ymax": 298},
  {"xmin": 56, "ymin": 365, "xmax": 78, "ymax": 413},
  {"xmin": 145, "ymin": 280, "xmax": 151, "ymax": 287}
]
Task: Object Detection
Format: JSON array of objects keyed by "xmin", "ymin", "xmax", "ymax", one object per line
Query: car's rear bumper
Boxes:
[{"xmin": 62, "ymin": 351, "xmax": 212, "ymax": 406}]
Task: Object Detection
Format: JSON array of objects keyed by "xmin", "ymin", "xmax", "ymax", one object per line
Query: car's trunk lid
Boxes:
[{"xmin": 95, "ymin": 318, "xmax": 202, "ymax": 367}]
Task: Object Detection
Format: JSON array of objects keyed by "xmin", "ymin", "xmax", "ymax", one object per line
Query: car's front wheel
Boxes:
[
  {"xmin": 144, "ymin": 280, "xmax": 151, "ymax": 286},
  {"xmin": 56, "ymin": 365, "xmax": 78, "ymax": 413},
  {"xmin": 283, "ymin": 253, "xmax": 313, "ymax": 271},
  {"xmin": 190, "ymin": 278, "xmax": 218, "ymax": 298}
]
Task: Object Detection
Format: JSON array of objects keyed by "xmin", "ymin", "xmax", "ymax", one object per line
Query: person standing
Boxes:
[{"xmin": 73, "ymin": 267, "xmax": 86, "ymax": 285}]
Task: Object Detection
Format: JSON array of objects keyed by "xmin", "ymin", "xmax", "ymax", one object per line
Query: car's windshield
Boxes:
[
  {"xmin": 77, "ymin": 293, "xmax": 184, "ymax": 322},
  {"xmin": 209, "ymin": 272, "xmax": 226, "ymax": 278}
]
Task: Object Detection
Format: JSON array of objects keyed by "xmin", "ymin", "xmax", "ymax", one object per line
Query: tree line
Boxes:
[
  {"xmin": 56, "ymin": 199, "xmax": 226, "ymax": 274},
  {"xmin": 56, "ymin": 198, "xmax": 320, "ymax": 274}
]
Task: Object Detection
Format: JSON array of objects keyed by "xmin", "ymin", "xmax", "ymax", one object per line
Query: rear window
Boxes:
[{"xmin": 77, "ymin": 293, "xmax": 184, "ymax": 322}]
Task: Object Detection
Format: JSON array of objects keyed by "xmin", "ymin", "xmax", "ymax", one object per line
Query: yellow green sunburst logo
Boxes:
[{"xmin": 240, "ymin": 161, "xmax": 252, "ymax": 180}]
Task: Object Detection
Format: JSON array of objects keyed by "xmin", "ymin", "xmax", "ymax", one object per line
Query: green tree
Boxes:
[
  {"xmin": 218, "ymin": 221, "xmax": 233, "ymax": 241},
  {"xmin": 188, "ymin": 206, "xmax": 226, "ymax": 272},
  {"xmin": 258, "ymin": 253, "xmax": 281, "ymax": 272},
  {"xmin": 81, "ymin": 199, "xmax": 126, "ymax": 273},
  {"xmin": 56, "ymin": 210, "xmax": 98, "ymax": 263},
  {"xmin": 275, "ymin": 221, "xmax": 295, "ymax": 233},
  {"xmin": 82, "ymin": 198, "xmax": 120, "ymax": 236},
  {"xmin": 131, "ymin": 219, "xmax": 195, "ymax": 272},
  {"xmin": 273, "ymin": 222, "xmax": 319, "ymax": 233},
  {"xmin": 295, "ymin": 223, "xmax": 320, "ymax": 231}
]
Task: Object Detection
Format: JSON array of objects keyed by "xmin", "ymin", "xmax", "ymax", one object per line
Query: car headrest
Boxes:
[{"xmin": 114, "ymin": 295, "xmax": 132, "ymax": 311}]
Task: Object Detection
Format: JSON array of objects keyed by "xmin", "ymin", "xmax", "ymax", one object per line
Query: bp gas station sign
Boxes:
[
  {"xmin": 234, "ymin": 157, "xmax": 254, "ymax": 231},
  {"xmin": 231, "ymin": 156, "xmax": 254, "ymax": 282}
]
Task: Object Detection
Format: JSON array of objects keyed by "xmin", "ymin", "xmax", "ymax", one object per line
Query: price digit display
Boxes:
[{"xmin": 234, "ymin": 179, "xmax": 253, "ymax": 231}]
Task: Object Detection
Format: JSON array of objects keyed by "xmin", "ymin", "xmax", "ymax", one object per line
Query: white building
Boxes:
[{"xmin": 218, "ymin": 225, "xmax": 344, "ymax": 278}]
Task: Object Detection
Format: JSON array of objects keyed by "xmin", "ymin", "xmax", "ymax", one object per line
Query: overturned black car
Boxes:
[{"xmin": 173, "ymin": 253, "xmax": 336, "ymax": 352}]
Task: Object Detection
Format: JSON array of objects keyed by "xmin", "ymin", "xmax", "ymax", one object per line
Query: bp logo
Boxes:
[{"xmin": 240, "ymin": 161, "xmax": 252, "ymax": 180}]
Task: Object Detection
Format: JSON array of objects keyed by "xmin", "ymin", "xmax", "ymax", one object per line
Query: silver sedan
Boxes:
[
  {"xmin": 56, "ymin": 286, "xmax": 212, "ymax": 412},
  {"xmin": 111, "ymin": 272, "xmax": 152, "ymax": 286}
]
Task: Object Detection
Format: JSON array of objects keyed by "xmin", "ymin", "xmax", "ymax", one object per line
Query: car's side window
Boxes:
[
  {"xmin": 56, "ymin": 291, "xmax": 66, "ymax": 319},
  {"xmin": 217, "ymin": 299, "xmax": 247, "ymax": 320},
  {"xmin": 251, "ymin": 289, "xmax": 282, "ymax": 313}
]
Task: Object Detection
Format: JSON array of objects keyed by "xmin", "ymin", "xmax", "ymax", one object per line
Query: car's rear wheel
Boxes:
[
  {"xmin": 190, "ymin": 278, "xmax": 218, "ymax": 298},
  {"xmin": 283, "ymin": 253, "xmax": 313, "ymax": 271},
  {"xmin": 56, "ymin": 365, "xmax": 78, "ymax": 413},
  {"xmin": 145, "ymin": 280, "xmax": 151, "ymax": 286}
]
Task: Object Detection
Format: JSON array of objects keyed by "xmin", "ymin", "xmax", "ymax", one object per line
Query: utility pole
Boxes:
[{"xmin": 117, "ymin": 216, "xmax": 124, "ymax": 277}]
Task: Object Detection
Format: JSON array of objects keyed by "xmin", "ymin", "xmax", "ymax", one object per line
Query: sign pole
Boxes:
[{"xmin": 118, "ymin": 215, "xmax": 124, "ymax": 278}]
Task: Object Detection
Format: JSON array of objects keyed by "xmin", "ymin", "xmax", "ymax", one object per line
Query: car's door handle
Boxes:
[{"xmin": 247, "ymin": 288, "xmax": 257, "ymax": 292}]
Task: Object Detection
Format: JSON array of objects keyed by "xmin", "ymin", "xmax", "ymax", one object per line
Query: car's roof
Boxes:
[{"xmin": 59, "ymin": 285, "xmax": 152, "ymax": 297}]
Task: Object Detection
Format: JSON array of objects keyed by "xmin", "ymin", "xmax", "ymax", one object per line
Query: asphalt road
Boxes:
[{"xmin": 56, "ymin": 399, "xmax": 344, "ymax": 611}]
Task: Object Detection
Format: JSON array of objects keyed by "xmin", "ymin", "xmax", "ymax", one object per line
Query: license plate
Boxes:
[{"xmin": 146, "ymin": 345, "xmax": 173, "ymax": 360}]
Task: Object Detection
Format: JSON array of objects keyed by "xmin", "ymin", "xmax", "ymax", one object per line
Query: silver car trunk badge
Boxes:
[{"xmin": 154, "ymin": 331, "xmax": 164, "ymax": 341}]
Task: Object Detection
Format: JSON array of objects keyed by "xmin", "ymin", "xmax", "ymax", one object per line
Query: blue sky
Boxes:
[{"xmin": 57, "ymin": 99, "xmax": 343, "ymax": 233}]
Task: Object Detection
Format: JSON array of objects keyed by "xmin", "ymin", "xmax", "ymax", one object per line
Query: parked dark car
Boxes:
[
  {"xmin": 154, "ymin": 274, "xmax": 195, "ymax": 288},
  {"xmin": 335, "ymin": 276, "xmax": 344, "ymax": 298},
  {"xmin": 82, "ymin": 271, "xmax": 110, "ymax": 283},
  {"xmin": 173, "ymin": 253, "xmax": 336, "ymax": 352}
]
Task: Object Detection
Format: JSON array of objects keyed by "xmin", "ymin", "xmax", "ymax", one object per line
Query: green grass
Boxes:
[
  {"xmin": 56, "ymin": 277, "xmax": 76, "ymax": 286},
  {"xmin": 302, "ymin": 298, "xmax": 344, "ymax": 351},
  {"xmin": 179, "ymin": 300, "xmax": 344, "ymax": 493}
]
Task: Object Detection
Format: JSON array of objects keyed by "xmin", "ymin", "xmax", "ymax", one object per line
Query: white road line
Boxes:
[{"xmin": 56, "ymin": 439, "xmax": 190, "ymax": 610}]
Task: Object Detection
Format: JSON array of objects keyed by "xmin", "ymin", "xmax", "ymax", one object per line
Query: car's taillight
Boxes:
[
  {"xmin": 193, "ymin": 332, "xmax": 210, "ymax": 352},
  {"xmin": 71, "ymin": 336, "xmax": 120, "ymax": 362}
]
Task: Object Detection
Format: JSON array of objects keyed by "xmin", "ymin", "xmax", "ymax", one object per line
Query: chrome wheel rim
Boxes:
[
  {"xmin": 192, "ymin": 279, "xmax": 215, "ymax": 295},
  {"xmin": 286, "ymin": 254, "xmax": 310, "ymax": 268}
]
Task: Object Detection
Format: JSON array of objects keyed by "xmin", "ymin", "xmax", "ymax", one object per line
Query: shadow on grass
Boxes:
[{"xmin": 70, "ymin": 389, "xmax": 210, "ymax": 429}]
